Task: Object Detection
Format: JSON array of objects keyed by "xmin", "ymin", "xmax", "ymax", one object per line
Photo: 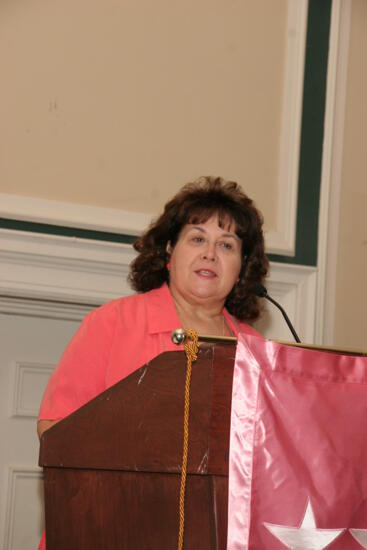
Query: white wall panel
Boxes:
[
  {"xmin": 0, "ymin": 312, "xmax": 80, "ymax": 550},
  {"xmin": 3, "ymin": 466, "xmax": 44, "ymax": 550},
  {"xmin": 254, "ymin": 262, "xmax": 317, "ymax": 344},
  {"xmin": 11, "ymin": 363, "xmax": 55, "ymax": 419}
]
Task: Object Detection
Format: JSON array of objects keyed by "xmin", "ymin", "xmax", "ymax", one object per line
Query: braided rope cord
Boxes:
[{"xmin": 177, "ymin": 329, "xmax": 199, "ymax": 550}]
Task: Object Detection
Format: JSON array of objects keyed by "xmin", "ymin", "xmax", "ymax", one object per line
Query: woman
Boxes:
[
  {"xmin": 38, "ymin": 175, "xmax": 268, "ymax": 436},
  {"xmin": 37, "ymin": 176, "xmax": 268, "ymax": 548}
]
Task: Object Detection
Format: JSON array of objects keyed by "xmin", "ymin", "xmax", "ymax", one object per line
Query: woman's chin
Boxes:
[
  {"xmin": 170, "ymin": 279, "xmax": 227, "ymax": 306},
  {"xmin": 187, "ymin": 284, "xmax": 225, "ymax": 303}
]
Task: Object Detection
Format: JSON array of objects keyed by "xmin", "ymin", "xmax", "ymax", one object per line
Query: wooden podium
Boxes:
[{"xmin": 39, "ymin": 342, "xmax": 236, "ymax": 549}]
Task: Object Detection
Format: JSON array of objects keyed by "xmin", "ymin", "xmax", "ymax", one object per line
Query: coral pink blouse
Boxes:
[
  {"xmin": 39, "ymin": 283, "xmax": 260, "ymax": 421},
  {"xmin": 38, "ymin": 283, "xmax": 260, "ymax": 550}
]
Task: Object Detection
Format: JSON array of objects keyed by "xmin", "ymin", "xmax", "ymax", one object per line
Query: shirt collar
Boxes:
[{"xmin": 146, "ymin": 283, "xmax": 182, "ymax": 334}]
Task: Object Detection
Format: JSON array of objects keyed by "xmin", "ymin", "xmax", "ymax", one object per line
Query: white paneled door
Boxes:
[{"xmin": 0, "ymin": 311, "xmax": 81, "ymax": 550}]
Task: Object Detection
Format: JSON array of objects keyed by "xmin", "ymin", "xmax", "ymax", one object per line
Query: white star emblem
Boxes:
[
  {"xmin": 350, "ymin": 529, "xmax": 367, "ymax": 548},
  {"xmin": 264, "ymin": 500, "xmax": 345, "ymax": 549}
]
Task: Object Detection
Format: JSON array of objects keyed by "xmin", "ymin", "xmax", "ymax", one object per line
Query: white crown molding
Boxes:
[
  {"xmin": 0, "ymin": 295, "xmax": 94, "ymax": 321},
  {"xmin": 265, "ymin": 0, "xmax": 309, "ymax": 255},
  {"xmin": 0, "ymin": 229, "xmax": 317, "ymax": 343},
  {"xmin": 316, "ymin": 0, "xmax": 351, "ymax": 345},
  {"xmin": 0, "ymin": 228, "xmax": 135, "ymax": 306},
  {"xmin": 0, "ymin": 1, "xmax": 307, "ymax": 256}
]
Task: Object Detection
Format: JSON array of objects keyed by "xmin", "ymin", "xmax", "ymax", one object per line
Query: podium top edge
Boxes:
[
  {"xmin": 196, "ymin": 334, "xmax": 367, "ymax": 356},
  {"xmin": 274, "ymin": 340, "xmax": 367, "ymax": 356}
]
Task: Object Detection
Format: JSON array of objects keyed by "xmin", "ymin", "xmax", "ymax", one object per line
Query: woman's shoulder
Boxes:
[
  {"xmin": 90, "ymin": 292, "xmax": 143, "ymax": 315},
  {"xmin": 81, "ymin": 293, "xmax": 142, "ymax": 332},
  {"xmin": 85, "ymin": 285, "xmax": 169, "ymax": 326}
]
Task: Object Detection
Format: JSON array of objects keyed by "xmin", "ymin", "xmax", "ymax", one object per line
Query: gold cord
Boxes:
[{"xmin": 177, "ymin": 329, "xmax": 199, "ymax": 550}]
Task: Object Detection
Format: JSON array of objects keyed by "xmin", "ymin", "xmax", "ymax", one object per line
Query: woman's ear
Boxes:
[{"xmin": 166, "ymin": 242, "xmax": 172, "ymax": 272}]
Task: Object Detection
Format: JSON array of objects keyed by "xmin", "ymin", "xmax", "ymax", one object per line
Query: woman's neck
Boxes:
[{"xmin": 170, "ymin": 288, "xmax": 231, "ymax": 337}]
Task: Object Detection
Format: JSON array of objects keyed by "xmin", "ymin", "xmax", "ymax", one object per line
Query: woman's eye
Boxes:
[
  {"xmin": 220, "ymin": 241, "xmax": 233, "ymax": 250},
  {"xmin": 192, "ymin": 236, "xmax": 204, "ymax": 243}
]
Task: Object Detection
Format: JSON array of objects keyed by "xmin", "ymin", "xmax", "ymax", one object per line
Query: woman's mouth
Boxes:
[{"xmin": 195, "ymin": 269, "xmax": 217, "ymax": 278}]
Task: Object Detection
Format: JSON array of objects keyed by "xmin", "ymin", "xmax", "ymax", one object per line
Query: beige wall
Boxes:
[
  {"xmin": 0, "ymin": 0, "xmax": 289, "ymax": 231},
  {"xmin": 333, "ymin": 0, "xmax": 367, "ymax": 349},
  {"xmin": 1, "ymin": 1, "xmax": 365, "ymax": 349}
]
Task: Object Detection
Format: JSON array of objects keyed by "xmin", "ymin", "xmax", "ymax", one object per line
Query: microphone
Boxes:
[{"xmin": 252, "ymin": 283, "xmax": 301, "ymax": 343}]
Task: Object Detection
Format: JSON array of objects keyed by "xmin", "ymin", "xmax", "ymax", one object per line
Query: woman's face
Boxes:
[{"xmin": 168, "ymin": 214, "xmax": 242, "ymax": 307}]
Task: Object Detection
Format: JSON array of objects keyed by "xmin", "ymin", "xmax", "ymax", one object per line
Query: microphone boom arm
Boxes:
[
  {"xmin": 252, "ymin": 283, "xmax": 301, "ymax": 343},
  {"xmin": 262, "ymin": 293, "xmax": 301, "ymax": 343}
]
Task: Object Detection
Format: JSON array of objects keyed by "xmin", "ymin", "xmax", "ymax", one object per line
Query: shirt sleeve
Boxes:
[{"xmin": 38, "ymin": 305, "xmax": 116, "ymax": 421}]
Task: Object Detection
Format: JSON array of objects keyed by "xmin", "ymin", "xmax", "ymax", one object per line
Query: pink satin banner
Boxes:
[{"xmin": 227, "ymin": 333, "xmax": 367, "ymax": 549}]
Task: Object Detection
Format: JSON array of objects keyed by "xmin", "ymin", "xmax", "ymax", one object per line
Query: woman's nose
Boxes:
[{"xmin": 202, "ymin": 243, "xmax": 217, "ymax": 261}]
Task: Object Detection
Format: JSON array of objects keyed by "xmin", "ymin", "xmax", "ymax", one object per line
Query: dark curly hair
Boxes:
[{"xmin": 129, "ymin": 176, "xmax": 269, "ymax": 321}]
